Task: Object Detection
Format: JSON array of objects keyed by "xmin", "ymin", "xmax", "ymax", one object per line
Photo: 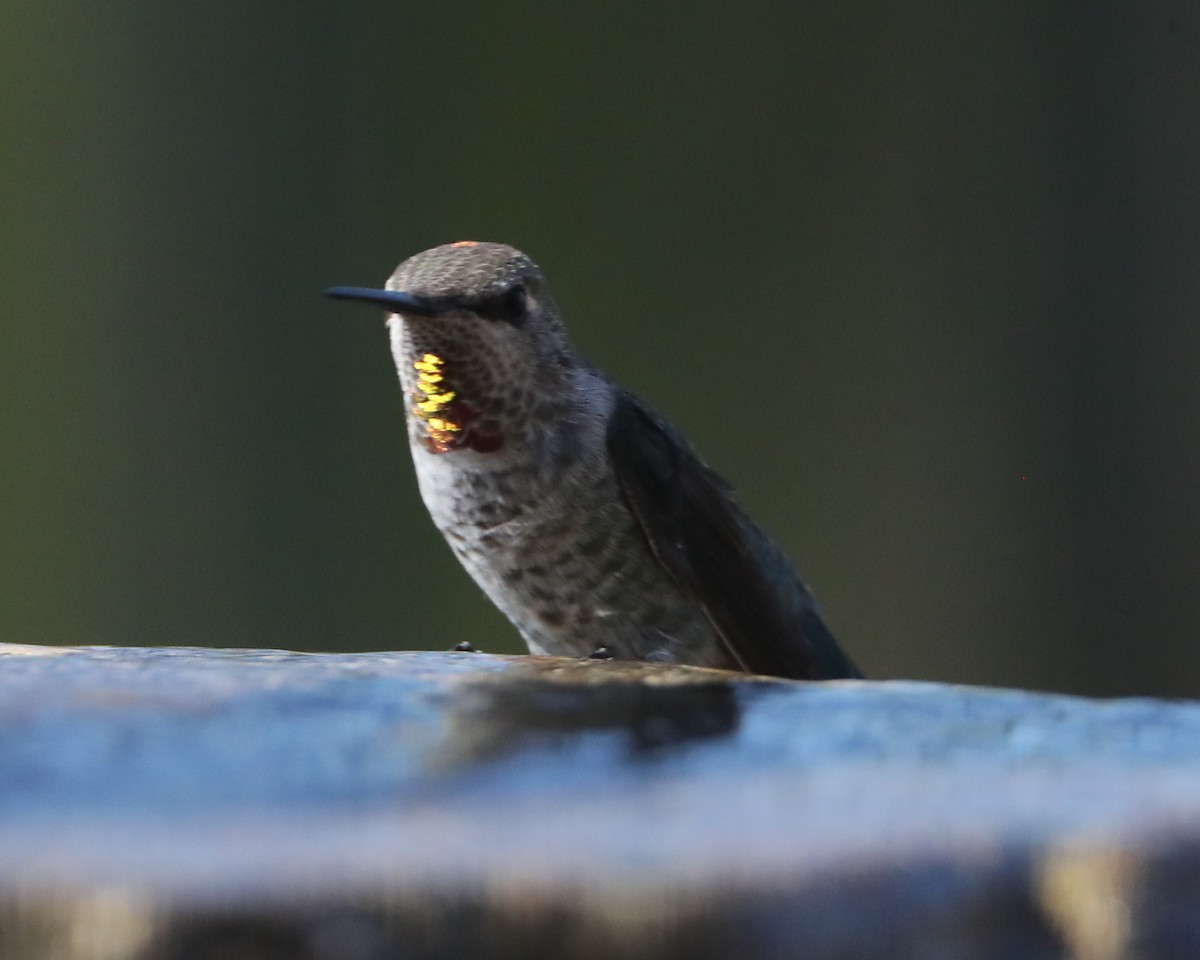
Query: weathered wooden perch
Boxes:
[{"xmin": 0, "ymin": 643, "xmax": 1198, "ymax": 959}]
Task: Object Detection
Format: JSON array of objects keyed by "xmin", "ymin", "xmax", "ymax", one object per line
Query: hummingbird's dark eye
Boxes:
[
  {"xmin": 500, "ymin": 285, "xmax": 528, "ymax": 324},
  {"xmin": 477, "ymin": 284, "xmax": 529, "ymax": 326}
]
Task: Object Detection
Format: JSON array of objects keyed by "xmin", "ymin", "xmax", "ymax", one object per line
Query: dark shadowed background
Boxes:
[{"xmin": 3, "ymin": 3, "xmax": 1199, "ymax": 697}]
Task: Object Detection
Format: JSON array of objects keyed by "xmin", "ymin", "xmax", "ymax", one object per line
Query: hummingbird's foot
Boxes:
[
  {"xmin": 452, "ymin": 641, "xmax": 481, "ymax": 653},
  {"xmin": 587, "ymin": 646, "xmax": 615, "ymax": 661}
]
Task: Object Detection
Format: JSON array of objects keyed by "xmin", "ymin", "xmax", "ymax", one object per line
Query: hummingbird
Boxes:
[{"xmin": 327, "ymin": 241, "xmax": 861, "ymax": 680}]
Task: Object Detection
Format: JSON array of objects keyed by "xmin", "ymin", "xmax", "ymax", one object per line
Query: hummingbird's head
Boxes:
[{"xmin": 328, "ymin": 241, "xmax": 576, "ymax": 456}]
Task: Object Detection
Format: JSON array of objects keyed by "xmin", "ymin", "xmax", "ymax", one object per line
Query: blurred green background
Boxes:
[{"xmin": 3, "ymin": 3, "xmax": 1198, "ymax": 697}]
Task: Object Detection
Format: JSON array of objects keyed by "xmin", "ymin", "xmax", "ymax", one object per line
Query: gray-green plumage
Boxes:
[{"xmin": 328, "ymin": 241, "xmax": 861, "ymax": 680}]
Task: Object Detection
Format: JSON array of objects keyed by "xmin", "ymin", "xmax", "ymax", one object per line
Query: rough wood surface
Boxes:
[{"xmin": 0, "ymin": 643, "xmax": 1198, "ymax": 959}]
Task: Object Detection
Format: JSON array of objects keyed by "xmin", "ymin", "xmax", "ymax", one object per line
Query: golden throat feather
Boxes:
[{"xmin": 411, "ymin": 353, "xmax": 462, "ymax": 448}]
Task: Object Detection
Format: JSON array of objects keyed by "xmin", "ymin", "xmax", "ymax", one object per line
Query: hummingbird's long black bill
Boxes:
[{"xmin": 325, "ymin": 286, "xmax": 456, "ymax": 317}]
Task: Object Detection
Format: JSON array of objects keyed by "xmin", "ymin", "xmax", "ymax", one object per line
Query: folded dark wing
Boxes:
[{"xmin": 606, "ymin": 391, "xmax": 861, "ymax": 680}]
